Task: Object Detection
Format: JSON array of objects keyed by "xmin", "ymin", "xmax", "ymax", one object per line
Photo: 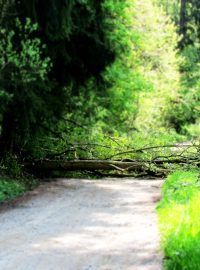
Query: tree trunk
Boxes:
[
  {"xmin": 24, "ymin": 159, "xmax": 181, "ymax": 177},
  {"xmin": 25, "ymin": 160, "xmax": 143, "ymax": 172},
  {"xmin": 24, "ymin": 157, "xmax": 195, "ymax": 176},
  {"xmin": 0, "ymin": 109, "xmax": 15, "ymax": 158},
  {"xmin": 179, "ymin": 0, "xmax": 187, "ymax": 48}
]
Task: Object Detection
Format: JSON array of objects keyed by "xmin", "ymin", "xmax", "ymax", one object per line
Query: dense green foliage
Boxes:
[
  {"xmin": 0, "ymin": 18, "xmax": 52, "ymax": 155},
  {"xmin": 23, "ymin": 0, "xmax": 184, "ymax": 163},
  {"xmin": 0, "ymin": 178, "xmax": 26, "ymax": 202},
  {"xmin": 158, "ymin": 0, "xmax": 200, "ymax": 136},
  {"xmin": 0, "ymin": 0, "xmax": 187, "ymax": 161},
  {"xmin": 133, "ymin": 0, "xmax": 180, "ymax": 132},
  {"xmin": 166, "ymin": 43, "xmax": 200, "ymax": 135},
  {"xmin": 0, "ymin": 0, "xmax": 117, "ymax": 156},
  {"xmin": 158, "ymin": 171, "xmax": 200, "ymax": 270}
]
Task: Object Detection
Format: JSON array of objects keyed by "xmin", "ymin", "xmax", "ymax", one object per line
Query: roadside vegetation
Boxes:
[
  {"xmin": 0, "ymin": 178, "xmax": 26, "ymax": 202},
  {"xmin": 0, "ymin": 176, "xmax": 38, "ymax": 202},
  {"xmin": 157, "ymin": 171, "xmax": 200, "ymax": 270}
]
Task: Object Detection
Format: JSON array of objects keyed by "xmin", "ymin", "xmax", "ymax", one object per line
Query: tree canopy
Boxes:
[
  {"xmin": 0, "ymin": 0, "xmax": 200, "ymax": 164},
  {"xmin": 0, "ymin": 0, "xmax": 118, "ymax": 156}
]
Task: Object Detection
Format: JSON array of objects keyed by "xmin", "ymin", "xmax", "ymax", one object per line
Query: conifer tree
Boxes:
[{"xmin": 0, "ymin": 0, "xmax": 116, "ymax": 157}]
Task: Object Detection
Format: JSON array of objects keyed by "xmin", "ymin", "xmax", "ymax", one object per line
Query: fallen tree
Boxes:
[
  {"xmin": 24, "ymin": 142, "xmax": 199, "ymax": 177},
  {"xmin": 24, "ymin": 159, "xmax": 167, "ymax": 177},
  {"xmin": 24, "ymin": 157, "xmax": 196, "ymax": 177}
]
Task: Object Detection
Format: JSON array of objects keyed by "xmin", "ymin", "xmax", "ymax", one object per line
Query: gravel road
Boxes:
[{"xmin": 0, "ymin": 178, "xmax": 163, "ymax": 270}]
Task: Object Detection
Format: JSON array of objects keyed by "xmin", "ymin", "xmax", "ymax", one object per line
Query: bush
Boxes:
[{"xmin": 0, "ymin": 178, "xmax": 26, "ymax": 202}]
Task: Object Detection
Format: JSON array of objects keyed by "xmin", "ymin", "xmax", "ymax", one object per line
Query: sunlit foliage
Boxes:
[
  {"xmin": 131, "ymin": 0, "xmax": 180, "ymax": 132},
  {"xmin": 158, "ymin": 171, "xmax": 200, "ymax": 270}
]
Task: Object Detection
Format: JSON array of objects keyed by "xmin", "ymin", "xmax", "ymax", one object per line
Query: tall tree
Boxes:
[{"xmin": 0, "ymin": 0, "xmax": 117, "ymax": 157}]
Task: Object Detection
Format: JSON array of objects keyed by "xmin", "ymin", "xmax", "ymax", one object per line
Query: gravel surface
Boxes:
[{"xmin": 0, "ymin": 178, "xmax": 163, "ymax": 270}]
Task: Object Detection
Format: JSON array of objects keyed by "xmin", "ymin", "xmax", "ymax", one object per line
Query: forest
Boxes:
[{"xmin": 1, "ymin": 0, "xmax": 200, "ymax": 269}]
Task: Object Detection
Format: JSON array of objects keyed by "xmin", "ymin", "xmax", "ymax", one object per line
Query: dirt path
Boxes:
[{"xmin": 0, "ymin": 179, "xmax": 163, "ymax": 270}]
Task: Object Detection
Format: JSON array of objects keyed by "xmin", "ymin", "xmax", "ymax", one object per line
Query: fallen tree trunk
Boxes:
[
  {"xmin": 25, "ymin": 156, "xmax": 197, "ymax": 170},
  {"xmin": 25, "ymin": 160, "xmax": 143, "ymax": 171},
  {"xmin": 24, "ymin": 159, "xmax": 173, "ymax": 177}
]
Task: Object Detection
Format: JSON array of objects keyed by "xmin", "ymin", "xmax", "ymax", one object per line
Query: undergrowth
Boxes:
[
  {"xmin": 0, "ymin": 154, "xmax": 38, "ymax": 202},
  {"xmin": 0, "ymin": 176, "xmax": 39, "ymax": 203},
  {"xmin": 157, "ymin": 170, "xmax": 200, "ymax": 270},
  {"xmin": 0, "ymin": 178, "xmax": 26, "ymax": 202}
]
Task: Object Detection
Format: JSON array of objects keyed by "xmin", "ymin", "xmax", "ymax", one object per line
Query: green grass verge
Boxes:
[
  {"xmin": 0, "ymin": 178, "xmax": 26, "ymax": 202},
  {"xmin": 157, "ymin": 170, "xmax": 200, "ymax": 270},
  {"xmin": 0, "ymin": 177, "xmax": 38, "ymax": 202}
]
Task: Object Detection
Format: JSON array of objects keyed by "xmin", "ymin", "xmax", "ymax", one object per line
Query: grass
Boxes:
[
  {"xmin": 157, "ymin": 170, "xmax": 200, "ymax": 270},
  {"xmin": 0, "ymin": 176, "xmax": 38, "ymax": 203},
  {"xmin": 0, "ymin": 154, "xmax": 39, "ymax": 202},
  {"xmin": 0, "ymin": 178, "xmax": 27, "ymax": 202}
]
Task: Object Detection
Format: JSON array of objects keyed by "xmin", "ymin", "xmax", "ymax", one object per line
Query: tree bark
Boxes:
[
  {"xmin": 25, "ymin": 160, "xmax": 143, "ymax": 172},
  {"xmin": 179, "ymin": 0, "xmax": 187, "ymax": 48},
  {"xmin": 24, "ymin": 156, "xmax": 197, "ymax": 177},
  {"xmin": 24, "ymin": 158, "xmax": 189, "ymax": 176},
  {"xmin": 0, "ymin": 108, "xmax": 16, "ymax": 158}
]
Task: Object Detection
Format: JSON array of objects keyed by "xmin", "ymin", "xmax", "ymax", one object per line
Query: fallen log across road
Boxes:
[
  {"xmin": 24, "ymin": 155, "xmax": 198, "ymax": 170},
  {"xmin": 23, "ymin": 142, "xmax": 200, "ymax": 177},
  {"xmin": 24, "ymin": 159, "xmax": 174, "ymax": 177},
  {"xmin": 25, "ymin": 160, "xmax": 143, "ymax": 171}
]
